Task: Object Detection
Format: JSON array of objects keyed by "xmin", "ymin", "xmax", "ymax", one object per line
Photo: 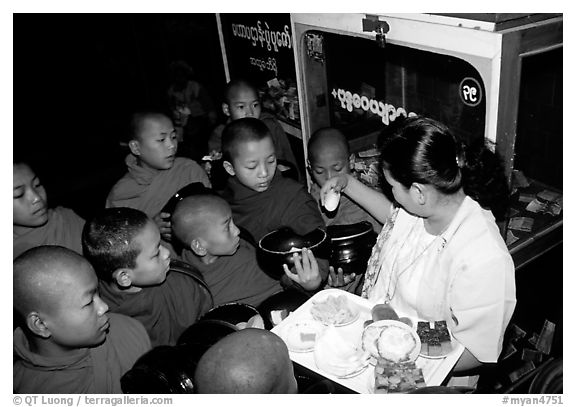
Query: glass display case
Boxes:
[{"xmin": 290, "ymin": 13, "xmax": 562, "ymax": 270}]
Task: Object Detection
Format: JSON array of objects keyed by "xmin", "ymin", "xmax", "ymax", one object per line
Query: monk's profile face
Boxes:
[
  {"xmin": 196, "ymin": 203, "xmax": 241, "ymax": 257},
  {"xmin": 13, "ymin": 163, "xmax": 48, "ymax": 228},
  {"xmin": 42, "ymin": 261, "xmax": 110, "ymax": 350},
  {"xmin": 127, "ymin": 220, "xmax": 171, "ymax": 287}
]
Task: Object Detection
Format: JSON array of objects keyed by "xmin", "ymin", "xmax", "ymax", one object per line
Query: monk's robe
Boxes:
[
  {"xmin": 98, "ymin": 266, "xmax": 213, "ymax": 347},
  {"xmin": 13, "ymin": 313, "xmax": 150, "ymax": 394},
  {"xmin": 13, "ymin": 207, "xmax": 85, "ymax": 259},
  {"xmin": 182, "ymin": 239, "xmax": 283, "ymax": 307},
  {"xmin": 221, "ymin": 171, "xmax": 325, "ymax": 243},
  {"xmin": 106, "ymin": 155, "xmax": 211, "ymax": 217}
]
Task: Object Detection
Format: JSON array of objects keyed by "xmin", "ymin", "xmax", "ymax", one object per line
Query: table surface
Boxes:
[{"xmin": 272, "ymin": 289, "xmax": 464, "ymax": 394}]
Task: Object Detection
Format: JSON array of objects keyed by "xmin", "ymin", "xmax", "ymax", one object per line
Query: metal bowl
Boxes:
[{"xmin": 327, "ymin": 221, "xmax": 377, "ymax": 275}]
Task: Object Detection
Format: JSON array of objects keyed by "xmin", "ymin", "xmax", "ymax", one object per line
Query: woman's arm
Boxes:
[{"xmin": 321, "ymin": 173, "xmax": 393, "ymax": 224}]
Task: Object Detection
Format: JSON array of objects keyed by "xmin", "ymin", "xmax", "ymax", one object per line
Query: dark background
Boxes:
[{"xmin": 14, "ymin": 14, "xmax": 226, "ymax": 219}]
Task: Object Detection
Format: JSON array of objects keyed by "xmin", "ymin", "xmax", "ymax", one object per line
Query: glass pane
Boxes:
[{"xmin": 320, "ymin": 31, "xmax": 486, "ymax": 146}]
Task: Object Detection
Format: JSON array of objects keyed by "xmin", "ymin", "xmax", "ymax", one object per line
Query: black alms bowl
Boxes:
[
  {"xmin": 199, "ymin": 302, "xmax": 261, "ymax": 327},
  {"xmin": 257, "ymin": 227, "xmax": 329, "ymax": 279},
  {"xmin": 161, "ymin": 182, "xmax": 216, "ymax": 217},
  {"xmin": 327, "ymin": 221, "xmax": 377, "ymax": 275},
  {"xmin": 121, "ymin": 345, "xmax": 198, "ymax": 394}
]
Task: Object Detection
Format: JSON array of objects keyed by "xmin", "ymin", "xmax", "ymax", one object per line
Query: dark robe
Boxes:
[
  {"xmin": 13, "ymin": 313, "xmax": 150, "ymax": 394},
  {"xmin": 13, "ymin": 207, "xmax": 85, "ymax": 259},
  {"xmin": 98, "ymin": 266, "xmax": 212, "ymax": 347}
]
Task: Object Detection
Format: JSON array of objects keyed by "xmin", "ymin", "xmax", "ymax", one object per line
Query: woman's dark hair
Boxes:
[{"xmin": 379, "ymin": 116, "xmax": 509, "ymax": 220}]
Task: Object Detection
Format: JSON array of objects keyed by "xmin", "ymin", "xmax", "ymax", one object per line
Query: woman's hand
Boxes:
[
  {"xmin": 283, "ymin": 248, "xmax": 321, "ymax": 291},
  {"xmin": 153, "ymin": 212, "xmax": 172, "ymax": 242},
  {"xmin": 319, "ymin": 174, "xmax": 350, "ymax": 206}
]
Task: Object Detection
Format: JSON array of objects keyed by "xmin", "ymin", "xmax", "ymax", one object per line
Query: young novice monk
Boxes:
[
  {"xmin": 220, "ymin": 117, "xmax": 324, "ymax": 243},
  {"xmin": 82, "ymin": 207, "xmax": 212, "ymax": 347},
  {"xmin": 194, "ymin": 328, "xmax": 298, "ymax": 394},
  {"xmin": 106, "ymin": 112, "xmax": 211, "ymax": 243},
  {"xmin": 13, "ymin": 246, "xmax": 151, "ymax": 394},
  {"xmin": 308, "ymin": 127, "xmax": 382, "ymax": 234},
  {"xmin": 172, "ymin": 194, "xmax": 322, "ymax": 307},
  {"xmin": 208, "ymin": 79, "xmax": 299, "ymax": 176},
  {"xmin": 13, "ymin": 162, "xmax": 85, "ymax": 259}
]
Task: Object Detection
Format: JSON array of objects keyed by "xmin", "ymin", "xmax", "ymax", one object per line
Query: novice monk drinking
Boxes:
[{"xmin": 13, "ymin": 246, "xmax": 151, "ymax": 394}]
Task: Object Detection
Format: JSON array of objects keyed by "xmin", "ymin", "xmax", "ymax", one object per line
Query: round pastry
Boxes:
[
  {"xmin": 361, "ymin": 324, "xmax": 382, "ymax": 357},
  {"xmin": 377, "ymin": 325, "xmax": 417, "ymax": 363}
]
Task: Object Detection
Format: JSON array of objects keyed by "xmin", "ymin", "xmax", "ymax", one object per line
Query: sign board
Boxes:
[{"xmin": 219, "ymin": 13, "xmax": 296, "ymax": 87}]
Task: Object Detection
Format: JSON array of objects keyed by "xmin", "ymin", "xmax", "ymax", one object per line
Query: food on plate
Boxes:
[
  {"xmin": 363, "ymin": 319, "xmax": 374, "ymax": 329},
  {"xmin": 377, "ymin": 325, "xmax": 418, "ymax": 362},
  {"xmin": 417, "ymin": 320, "xmax": 453, "ymax": 357},
  {"xmin": 374, "ymin": 359, "xmax": 426, "ymax": 393},
  {"xmin": 314, "ymin": 326, "xmax": 369, "ymax": 378},
  {"xmin": 361, "ymin": 324, "xmax": 381, "ymax": 357},
  {"xmin": 398, "ymin": 317, "xmax": 413, "ymax": 328},
  {"xmin": 362, "ymin": 321, "xmax": 420, "ymax": 362},
  {"xmin": 371, "ymin": 303, "xmax": 399, "ymax": 322},
  {"xmin": 281, "ymin": 320, "xmax": 325, "ymax": 352},
  {"xmin": 310, "ymin": 295, "xmax": 358, "ymax": 326}
]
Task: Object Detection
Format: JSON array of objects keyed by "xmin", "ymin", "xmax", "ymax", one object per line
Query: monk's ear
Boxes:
[
  {"xmin": 223, "ymin": 160, "xmax": 236, "ymax": 177},
  {"xmin": 191, "ymin": 239, "xmax": 207, "ymax": 257},
  {"xmin": 128, "ymin": 140, "xmax": 141, "ymax": 156},
  {"xmin": 113, "ymin": 269, "xmax": 133, "ymax": 288},
  {"xmin": 222, "ymin": 102, "xmax": 230, "ymax": 117},
  {"xmin": 27, "ymin": 312, "xmax": 51, "ymax": 338}
]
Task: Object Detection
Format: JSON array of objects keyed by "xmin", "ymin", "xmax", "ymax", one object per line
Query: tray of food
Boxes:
[{"xmin": 271, "ymin": 289, "xmax": 464, "ymax": 393}]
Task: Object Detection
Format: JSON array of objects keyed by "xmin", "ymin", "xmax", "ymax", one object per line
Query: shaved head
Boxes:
[
  {"xmin": 13, "ymin": 246, "xmax": 94, "ymax": 319},
  {"xmin": 194, "ymin": 328, "xmax": 297, "ymax": 394},
  {"xmin": 172, "ymin": 195, "xmax": 230, "ymax": 244},
  {"xmin": 308, "ymin": 127, "xmax": 349, "ymax": 163}
]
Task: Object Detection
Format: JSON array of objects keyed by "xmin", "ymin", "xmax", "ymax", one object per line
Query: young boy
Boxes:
[
  {"xmin": 13, "ymin": 246, "xmax": 151, "ymax": 394},
  {"xmin": 82, "ymin": 207, "xmax": 213, "ymax": 347},
  {"xmin": 194, "ymin": 328, "xmax": 298, "ymax": 393},
  {"xmin": 220, "ymin": 117, "xmax": 325, "ymax": 243},
  {"xmin": 106, "ymin": 112, "xmax": 211, "ymax": 243},
  {"xmin": 207, "ymin": 79, "xmax": 299, "ymax": 177},
  {"xmin": 171, "ymin": 194, "xmax": 322, "ymax": 307},
  {"xmin": 307, "ymin": 127, "xmax": 382, "ymax": 233},
  {"xmin": 13, "ymin": 161, "xmax": 85, "ymax": 259}
]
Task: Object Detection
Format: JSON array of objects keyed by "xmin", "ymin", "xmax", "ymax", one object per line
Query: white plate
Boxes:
[
  {"xmin": 310, "ymin": 296, "xmax": 360, "ymax": 327},
  {"xmin": 419, "ymin": 341, "xmax": 456, "ymax": 359},
  {"xmin": 362, "ymin": 320, "xmax": 421, "ymax": 363},
  {"xmin": 279, "ymin": 319, "xmax": 325, "ymax": 353}
]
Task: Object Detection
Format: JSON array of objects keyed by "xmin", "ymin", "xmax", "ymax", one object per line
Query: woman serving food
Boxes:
[{"xmin": 321, "ymin": 116, "xmax": 516, "ymax": 376}]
